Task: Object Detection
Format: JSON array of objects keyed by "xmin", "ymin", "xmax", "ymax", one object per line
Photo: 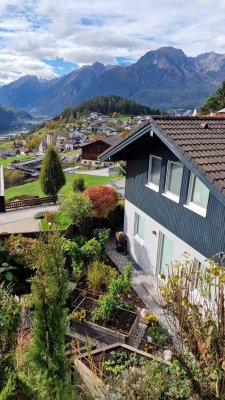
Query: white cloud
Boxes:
[{"xmin": 1, "ymin": 0, "xmax": 225, "ymax": 84}]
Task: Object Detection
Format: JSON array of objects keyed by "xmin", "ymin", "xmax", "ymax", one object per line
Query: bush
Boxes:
[
  {"xmin": 44, "ymin": 210, "xmax": 57, "ymax": 223},
  {"xmin": 85, "ymin": 185, "xmax": 119, "ymax": 218},
  {"xmin": 72, "ymin": 176, "xmax": 86, "ymax": 192},
  {"xmin": 4, "ymin": 169, "xmax": 25, "ymax": 189},
  {"xmin": 87, "ymin": 261, "xmax": 117, "ymax": 292},
  {"xmin": 0, "ymin": 373, "xmax": 33, "ymax": 400}
]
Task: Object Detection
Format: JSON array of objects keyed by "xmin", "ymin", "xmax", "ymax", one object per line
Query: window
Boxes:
[
  {"xmin": 164, "ymin": 161, "xmax": 183, "ymax": 201},
  {"xmin": 186, "ymin": 173, "xmax": 210, "ymax": 217},
  {"xmin": 159, "ymin": 233, "xmax": 173, "ymax": 275},
  {"xmin": 147, "ymin": 155, "xmax": 162, "ymax": 191},
  {"xmin": 134, "ymin": 213, "xmax": 145, "ymax": 242}
]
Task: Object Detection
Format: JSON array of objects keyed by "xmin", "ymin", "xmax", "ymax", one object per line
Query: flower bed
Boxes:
[
  {"xmin": 70, "ymin": 296, "xmax": 139, "ymax": 345},
  {"xmin": 75, "ymin": 342, "xmax": 170, "ymax": 398}
]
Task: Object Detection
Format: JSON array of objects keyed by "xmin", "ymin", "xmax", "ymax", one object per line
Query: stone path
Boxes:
[{"xmin": 106, "ymin": 236, "xmax": 178, "ymax": 347}]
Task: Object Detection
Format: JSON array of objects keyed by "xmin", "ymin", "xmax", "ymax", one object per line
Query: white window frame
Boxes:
[
  {"xmin": 184, "ymin": 173, "xmax": 209, "ymax": 217},
  {"xmin": 133, "ymin": 212, "xmax": 145, "ymax": 246},
  {"xmin": 163, "ymin": 160, "xmax": 183, "ymax": 203},
  {"xmin": 146, "ymin": 154, "xmax": 162, "ymax": 192}
]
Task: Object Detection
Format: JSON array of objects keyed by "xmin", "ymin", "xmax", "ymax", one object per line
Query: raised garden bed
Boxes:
[
  {"xmin": 75, "ymin": 342, "xmax": 170, "ymax": 398},
  {"xmin": 70, "ymin": 269, "xmax": 145, "ymax": 312},
  {"xmin": 65, "ymin": 331, "xmax": 96, "ymax": 357},
  {"xmin": 70, "ymin": 296, "xmax": 139, "ymax": 345}
]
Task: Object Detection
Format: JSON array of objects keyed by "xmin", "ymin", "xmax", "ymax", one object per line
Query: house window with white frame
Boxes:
[
  {"xmin": 186, "ymin": 173, "xmax": 210, "ymax": 217},
  {"xmin": 147, "ymin": 155, "xmax": 162, "ymax": 191},
  {"xmin": 134, "ymin": 213, "xmax": 145, "ymax": 243},
  {"xmin": 164, "ymin": 161, "xmax": 183, "ymax": 202}
]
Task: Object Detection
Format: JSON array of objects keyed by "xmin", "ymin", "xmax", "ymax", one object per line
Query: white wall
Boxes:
[{"xmin": 124, "ymin": 200, "xmax": 207, "ymax": 275}]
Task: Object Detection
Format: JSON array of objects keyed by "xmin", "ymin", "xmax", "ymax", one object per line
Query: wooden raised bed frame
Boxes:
[
  {"xmin": 75, "ymin": 342, "xmax": 170, "ymax": 398},
  {"xmin": 71, "ymin": 296, "xmax": 139, "ymax": 345}
]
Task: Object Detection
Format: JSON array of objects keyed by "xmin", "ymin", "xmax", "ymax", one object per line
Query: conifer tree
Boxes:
[
  {"xmin": 28, "ymin": 231, "xmax": 73, "ymax": 400},
  {"xmin": 39, "ymin": 147, "xmax": 65, "ymax": 198}
]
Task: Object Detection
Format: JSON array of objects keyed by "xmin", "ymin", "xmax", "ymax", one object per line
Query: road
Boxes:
[{"xmin": 0, "ymin": 205, "xmax": 58, "ymax": 233}]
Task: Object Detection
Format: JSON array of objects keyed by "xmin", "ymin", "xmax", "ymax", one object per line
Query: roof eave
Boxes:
[{"xmin": 98, "ymin": 122, "xmax": 151, "ymax": 161}]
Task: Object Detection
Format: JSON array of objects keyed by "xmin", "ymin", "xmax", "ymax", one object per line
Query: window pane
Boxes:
[
  {"xmin": 160, "ymin": 234, "xmax": 173, "ymax": 274},
  {"xmin": 191, "ymin": 176, "xmax": 209, "ymax": 209},
  {"xmin": 137, "ymin": 214, "xmax": 145, "ymax": 240},
  {"xmin": 150, "ymin": 157, "xmax": 161, "ymax": 186},
  {"xmin": 168, "ymin": 163, "xmax": 183, "ymax": 196}
]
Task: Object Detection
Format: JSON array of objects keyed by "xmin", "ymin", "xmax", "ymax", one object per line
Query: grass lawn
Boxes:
[
  {"xmin": 0, "ymin": 140, "xmax": 14, "ymax": 150},
  {"xmin": 5, "ymin": 173, "xmax": 121, "ymax": 200},
  {"xmin": 0, "ymin": 155, "xmax": 34, "ymax": 167},
  {"xmin": 40, "ymin": 212, "xmax": 70, "ymax": 231}
]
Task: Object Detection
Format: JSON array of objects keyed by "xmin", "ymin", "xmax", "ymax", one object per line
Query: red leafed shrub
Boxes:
[{"xmin": 85, "ymin": 185, "xmax": 119, "ymax": 218}]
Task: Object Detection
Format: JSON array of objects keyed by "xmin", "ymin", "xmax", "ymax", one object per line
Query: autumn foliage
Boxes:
[{"xmin": 85, "ymin": 185, "xmax": 119, "ymax": 218}]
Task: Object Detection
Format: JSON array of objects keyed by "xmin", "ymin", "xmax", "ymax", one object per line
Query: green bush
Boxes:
[
  {"xmin": 0, "ymin": 373, "xmax": 33, "ymax": 400},
  {"xmin": 87, "ymin": 261, "xmax": 117, "ymax": 292},
  {"xmin": 72, "ymin": 176, "xmax": 86, "ymax": 192}
]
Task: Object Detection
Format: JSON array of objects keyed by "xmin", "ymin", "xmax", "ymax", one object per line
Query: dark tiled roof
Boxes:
[{"xmin": 151, "ymin": 116, "xmax": 225, "ymax": 195}]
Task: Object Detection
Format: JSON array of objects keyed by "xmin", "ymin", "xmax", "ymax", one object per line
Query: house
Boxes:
[
  {"xmin": 81, "ymin": 136, "xmax": 121, "ymax": 167},
  {"xmin": 20, "ymin": 147, "xmax": 30, "ymax": 156},
  {"xmin": 99, "ymin": 116, "xmax": 225, "ymax": 279}
]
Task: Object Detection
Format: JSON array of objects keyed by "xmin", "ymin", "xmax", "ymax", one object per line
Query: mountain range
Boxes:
[
  {"xmin": 0, "ymin": 105, "xmax": 33, "ymax": 132},
  {"xmin": 0, "ymin": 47, "xmax": 225, "ymax": 117}
]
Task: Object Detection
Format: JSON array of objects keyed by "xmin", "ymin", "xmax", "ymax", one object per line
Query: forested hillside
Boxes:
[{"xmin": 60, "ymin": 95, "xmax": 160, "ymax": 119}]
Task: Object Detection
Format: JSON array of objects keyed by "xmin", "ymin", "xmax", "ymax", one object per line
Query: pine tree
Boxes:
[
  {"xmin": 28, "ymin": 231, "xmax": 73, "ymax": 400},
  {"xmin": 39, "ymin": 147, "xmax": 65, "ymax": 199}
]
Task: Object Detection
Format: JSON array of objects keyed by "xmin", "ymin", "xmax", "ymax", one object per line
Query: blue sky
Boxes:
[{"xmin": 1, "ymin": 0, "xmax": 225, "ymax": 85}]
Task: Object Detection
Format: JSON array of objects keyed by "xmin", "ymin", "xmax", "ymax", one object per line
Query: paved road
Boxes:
[
  {"xmin": 0, "ymin": 205, "xmax": 58, "ymax": 225},
  {"xmin": 73, "ymin": 168, "xmax": 110, "ymax": 176}
]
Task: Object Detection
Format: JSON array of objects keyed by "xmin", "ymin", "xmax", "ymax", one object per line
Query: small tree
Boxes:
[
  {"xmin": 60, "ymin": 192, "xmax": 92, "ymax": 227},
  {"xmin": 0, "ymin": 284, "xmax": 21, "ymax": 392},
  {"xmin": 72, "ymin": 176, "xmax": 86, "ymax": 192},
  {"xmin": 39, "ymin": 147, "xmax": 65, "ymax": 198},
  {"xmin": 85, "ymin": 185, "xmax": 119, "ymax": 218},
  {"xmin": 28, "ymin": 231, "xmax": 73, "ymax": 400},
  {"xmin": 160, "ymin": 257, "xmax": 225, "ymax": 399}
]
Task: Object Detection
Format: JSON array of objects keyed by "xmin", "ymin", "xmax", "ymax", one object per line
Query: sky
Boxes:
[{"xmin": 1, "ymin": 0, "xmax": 225, "ymax": 85}]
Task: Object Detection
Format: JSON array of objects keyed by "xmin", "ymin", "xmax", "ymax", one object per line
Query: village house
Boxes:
[
  {"xmin": 99, "ymin": 116, "xmax": 225, "ymax": 284},
  {"xmin": 81, "ymin": 136, "xmax": 121, "ymax": 167}
]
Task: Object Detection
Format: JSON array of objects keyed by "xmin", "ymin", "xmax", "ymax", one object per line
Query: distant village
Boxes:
[{"xmin": 0, "ymin": 113, "xmax": 151, "ymax": 179}]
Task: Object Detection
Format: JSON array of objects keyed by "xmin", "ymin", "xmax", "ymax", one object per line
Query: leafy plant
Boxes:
[
  {"xmin": 147, "ymin": 325, "xmax": 170, "ymax": 345},
  {"xmin": 71, "ymin": 309, "xmax": 86, "ymax": 322},
  {"xmin": 92, "ymin": 263, "xmax": 133, "ymax": 323},
  {"xmin": 60, "ymin": 192, "xmax": 92, "ymax": 226},
  {"xmin": 93, "ymin": 228, "xmax": 111, "ymax": 260},
  {"xmin": 87, "ymin": 261, "xmax": 109, "ymax": 292},
  {"xmin": 0, "ymin": 263, "xmax": 17, "ymax": 282},
  {"xmin": 103, "ymin": 351, "xmax": 145, "ymax": 376},
  {"xmin": 123, "ymin": 262, "xmax": 132, "ymax": 293}
]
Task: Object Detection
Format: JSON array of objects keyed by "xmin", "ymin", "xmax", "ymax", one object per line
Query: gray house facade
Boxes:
[{"xmin": 99, "ymin": 117, "xmax": 225, "ymax": 276}]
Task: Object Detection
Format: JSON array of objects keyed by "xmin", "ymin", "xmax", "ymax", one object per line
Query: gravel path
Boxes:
[{"xmin": 106, "ymin": 236, "xmax": 179, "ymax": 348}]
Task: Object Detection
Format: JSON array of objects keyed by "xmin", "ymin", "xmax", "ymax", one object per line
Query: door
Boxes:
[{"xmin": 157, "ymin": 232, "xmax": 174, "ymax": 275}]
